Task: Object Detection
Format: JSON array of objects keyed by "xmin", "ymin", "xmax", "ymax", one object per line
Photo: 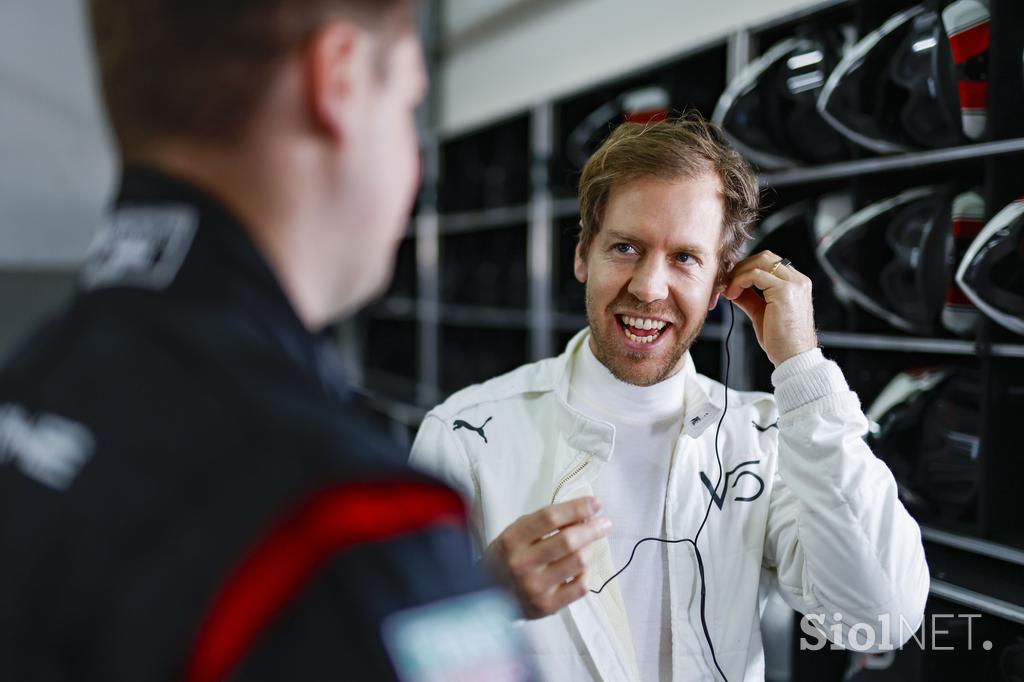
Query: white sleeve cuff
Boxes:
[{"xmin": 771, "ymin": 348, "xmax": 850, "ymax": 414}]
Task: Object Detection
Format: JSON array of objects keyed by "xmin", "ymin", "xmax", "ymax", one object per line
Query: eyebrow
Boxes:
[{"xmin": 604, "ymin": 230, "xmax": 712, "ymax": 258}]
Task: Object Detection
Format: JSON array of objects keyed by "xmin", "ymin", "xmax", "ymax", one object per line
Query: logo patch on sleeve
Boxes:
[
  {"xmin": 382, "ymin": 589, "xmax": 528, "ymax": 682},
  {"xmin": 0, "ymin": 403, "xmax": 94, "ymax": 490},
  {"xmin": 81, "ymin": 205, "xmax": 198, "ymax": 291},
  {"xmin": 452, "ymin": 416, "xmax": 492, "ymax": 443}
]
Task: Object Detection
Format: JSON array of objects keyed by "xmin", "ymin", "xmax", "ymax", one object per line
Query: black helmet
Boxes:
[
  {"xmin": 812, "ymin": 192, "xmax": 858, "ymax": 314},
  {"xmin": 712, "ymin": 32, "xmax": 850, "ymax": 168},
  {"xmin": 955, "ymin": 197, "xmax": 1024, "ymax": 335},
  {"xmin": 818, "ymin": 5, "xmax": 964, "ymax": 154},
  {"xmin": 565, "ymin": 86, "xmax": 669, "ymax": 169},
  {"xmin": 867, "ymin": 367, "xmax": 980, "ymax": 523},
  {"xmin": 1002, "ymin": 641, "xmax": 1024, "ymax": 682},
  {"xmin": 745, "ymin": 200, "xmax": 815, "ymax": 255},
  {"xmin": 817, "ymin": 186, "xmax": 951, "ymax": 334},
  {"xmin": 747, "ymin": 198, "xmax": 852, "ymax": 330}
]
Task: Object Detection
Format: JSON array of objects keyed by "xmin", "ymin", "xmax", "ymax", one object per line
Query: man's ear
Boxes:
[
  {"xmin": 305, "ymin": 21, "xmax": 370, "ymax": 142},
  {"xmin": 707, "ymin": 286, "xmax": 722, "ymax": 312},
  {"xmin": 573, "ymin": 239, "xmax": 588, "ymax": 284},
  {"xmin": 708, "ymin": 264, "xmax": 727, "ymax": 311}
]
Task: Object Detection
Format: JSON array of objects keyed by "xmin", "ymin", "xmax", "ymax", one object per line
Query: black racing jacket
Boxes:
[{"xmin": 0, "ymin": 168, "xmax": 527, "ymax": 682}]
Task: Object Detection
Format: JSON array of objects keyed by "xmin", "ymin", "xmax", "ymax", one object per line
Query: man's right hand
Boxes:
[{"xmin": 483, "ymin": 497, "xmax": 611, "ymax": 619}]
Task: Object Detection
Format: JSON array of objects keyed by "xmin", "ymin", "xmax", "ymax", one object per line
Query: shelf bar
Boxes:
[
  {"xmin": 978, "ymin": 342, "xmax": 1023, "ymax": 359},
  {"xmin": 554, "ymin": 313, "xmax": 588, "ymax": 332},
  {"xmin": 529, "ymin": 102, "xmax": 555, "ymax": 361},
  {"xmin": 370, "ymin": 398, "xmax": 427, "ymax": 429},
  {"xmin": 553, "ymin": 197, "xmax": 581, "ymax": 220},
  {"xmin": 416, "ymin": 207, "xmax": 441, "ymax": 408},
  {"xmin": 921, "ymin": 526, "xmax": 1024, "ymax": 568},
  {"xmin": 727, "ymin": 28, "xmax": 753, "ymax": 81},
  {"xmin": 334, "ymin": 317, "xmax": 365, "ymax": 388},
  {"xmin": 440, "ymin": 304, "xmax": 530, "ymax": 329},
  {"xmin": 411, "ymin": 9, "xmax": 439, "ymax": 413},
  {"xmin": 355, "ymin": 385, "xmax": 429, "ymax": 428},
  {"xmin": 930, "ymin": 579, "xmax": 1024, "ymax": 625},
  {"xmin": 761, "ymin": 138, "xmax": 1024, "ymax": 188},
  {"xmin": 439, "ymin": 205, "xmax": 530, "ymax": 234},
  {"xmin": 817, "ymin": 331, "xmax": 1024, "ymax": 358},
  {"xmin": 358, "ymin": 368, "xmax": 433, "ymax": 405},
  {"xmin": 371, "ymin": 298, "xmax": 539, "ymax": 330},
  {"xmin": 368, "ymin": 296, "xmax": 417, "ymax": 320},
  {"xmin": 371, "ymin": 308, "xmax": 1024, "ymax": 358}
]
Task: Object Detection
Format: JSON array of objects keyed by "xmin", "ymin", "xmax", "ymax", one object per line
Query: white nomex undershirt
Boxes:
[{"xmin": 568, "ymin": 338, "xmax": 687, "ymax": 682}]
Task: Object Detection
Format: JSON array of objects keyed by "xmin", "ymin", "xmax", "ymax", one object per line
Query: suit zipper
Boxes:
[{"xmin": 551, "ymin": 453, "xmax": 592, "ymax": 504}]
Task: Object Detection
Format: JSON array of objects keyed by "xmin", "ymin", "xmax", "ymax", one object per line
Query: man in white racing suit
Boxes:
[{"xmin": 411, "ymin": 116, "xmax": 929, "ymax": 682}]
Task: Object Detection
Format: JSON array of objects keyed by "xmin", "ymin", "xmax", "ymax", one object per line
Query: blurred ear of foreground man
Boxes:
[
  {"xmin": 0, "ymin": 2, "xmax": 532, "ymax": 681},
  {"xmin": 411, "ymin": 115, "xmax": 931, "ymax": 682}
]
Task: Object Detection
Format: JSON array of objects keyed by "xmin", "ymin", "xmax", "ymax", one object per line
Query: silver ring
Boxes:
[{"xmin": 769, "ymin": 258, "xmax": 791, "ymax": 277}]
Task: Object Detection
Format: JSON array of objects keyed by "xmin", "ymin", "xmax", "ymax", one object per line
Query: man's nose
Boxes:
[{"xmin": 628, "ymin": 258, "xmax": 669, "ymax": 303}]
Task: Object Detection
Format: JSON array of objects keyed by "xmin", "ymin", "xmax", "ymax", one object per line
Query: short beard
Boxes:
[{"xmin": 584, "ymin": 288, "xmax": 704, "ymax": 387}]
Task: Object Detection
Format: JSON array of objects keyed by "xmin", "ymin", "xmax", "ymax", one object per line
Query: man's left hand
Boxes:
[{"xmin": 722, "ymin": 251, "xmax": 818, "ymax": 367}]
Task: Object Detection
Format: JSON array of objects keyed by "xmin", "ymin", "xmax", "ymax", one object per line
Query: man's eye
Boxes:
[
  {"xmin": 613, "ymin": 243, "xmax": 635, "ymax": 254},
  {"xmin": 676, "ymin": 253, "xmax": 695, "ymax": 264}
]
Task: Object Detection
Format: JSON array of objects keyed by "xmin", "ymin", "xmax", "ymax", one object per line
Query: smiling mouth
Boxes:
[{"xmin": 616, "ymin": 314, "xmax": 672, "ymax": 345}]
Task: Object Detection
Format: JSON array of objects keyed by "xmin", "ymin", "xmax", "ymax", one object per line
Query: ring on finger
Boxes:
[{"xmin": 768, "ymin": 257, "xmax": 791, "ymax": 277}]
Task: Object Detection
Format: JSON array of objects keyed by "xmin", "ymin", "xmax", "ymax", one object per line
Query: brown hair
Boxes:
[
  {"xmin": 89, "ymin": 0, "xmax": 413, "ymax": 158},
  {"xmin": 577, "ymin": 113, "xmax": 760, "ymax": 279}
]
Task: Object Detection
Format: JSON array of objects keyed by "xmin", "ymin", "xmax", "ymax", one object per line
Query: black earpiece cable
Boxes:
[{"xmin": 588, "ymin": 301, "xmax": 735, "ymax": 682}]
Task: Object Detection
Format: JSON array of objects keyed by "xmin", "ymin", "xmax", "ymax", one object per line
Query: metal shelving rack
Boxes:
[
  {"xmin": 760, "ymin": 137, "xmax": 1024, "ymax": 188},
  {"xmin": 355, "ymin": 0, "xmax": 1024, "ymax": 633},
  {"xmin": 357, "ymin": 0, "xmax": 1024, "ymax": 391},
  {"xmin": 725, "ymin": 0, "xmax": 1024, "ymax": 641}
]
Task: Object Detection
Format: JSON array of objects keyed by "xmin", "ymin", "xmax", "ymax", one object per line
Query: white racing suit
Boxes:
[{"xmin": 411, "ymin": 329, "xmax": 929, "ymax": 681}]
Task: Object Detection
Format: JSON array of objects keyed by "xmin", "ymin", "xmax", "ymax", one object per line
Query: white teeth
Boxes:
[
  {"xmin": 619, "ymin": 315, "xmax": 668, "ymax": 331},
  {"xmin": 624, "ymin": 328, "xmax": 661, "ymax": 344}
]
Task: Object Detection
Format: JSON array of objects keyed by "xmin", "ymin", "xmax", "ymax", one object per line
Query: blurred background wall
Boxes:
[
  {"xmin": 0, "ymin": 0, "xmax": 115, "ymax": 360},
  {"xmin": 438, "ymin": 0, "xmax": 815, "ymax": 135}
]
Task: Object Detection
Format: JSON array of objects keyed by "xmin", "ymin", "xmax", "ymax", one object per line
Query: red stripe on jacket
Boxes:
[{"xmin": 184, "ymin": 480, "xmax": 466, "ymax": 682}]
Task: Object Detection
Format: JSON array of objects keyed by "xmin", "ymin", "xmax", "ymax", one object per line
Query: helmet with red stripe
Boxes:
[
  {"xmin": 942, "ymin": 190, "xmax": 986, "ymax": 335},
  {"xmin": 942, "ymin": 0, "xmax": 991, "ymax": 141},
  {"xmin": 817, "ymin": 5, "xmax": 967, "ymax": 154},
  {"xmin": 816, "ymin": 185, "xmax": 984, "ymax": 335},
  {"xmin": 565, "ymin": 86, "xmax": 670, "ymax": 169},
  {"xmin": 955, "ymin": 197, "xmax": 1024, "ymax": 336}
]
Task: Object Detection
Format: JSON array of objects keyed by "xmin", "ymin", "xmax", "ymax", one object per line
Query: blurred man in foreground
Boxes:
[{"xmin": 0, "ymin": 2, "xmax": 527, "ymax": 680}]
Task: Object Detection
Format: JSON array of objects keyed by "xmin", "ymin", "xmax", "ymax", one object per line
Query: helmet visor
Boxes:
[
  {"xmin": 818, "ymin": 6, "xmax": 961, "ymax": 153},
  {"xmin": 819, "ymin": 187, "xmax": 949, "ymax": 333},
  {"xmin": 957, "ymin": 201, "xmax": 1024, "ymax": 333},
  {"xmin": 715, "ymin": 37, "xmax": 846, "ymax": 168}
]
